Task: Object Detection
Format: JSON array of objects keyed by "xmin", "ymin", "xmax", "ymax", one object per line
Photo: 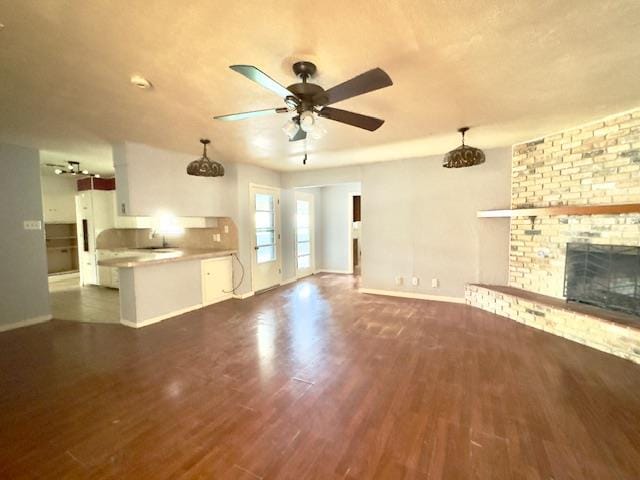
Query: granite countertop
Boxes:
[{"xmin": 97, "ymin": 248, "xmax": 237, "ymax": 268}]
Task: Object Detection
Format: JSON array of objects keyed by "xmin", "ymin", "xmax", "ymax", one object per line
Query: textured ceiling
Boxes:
[{"xmin": 1, "ymin": 0, "xmax": 639, "ymax": 174}]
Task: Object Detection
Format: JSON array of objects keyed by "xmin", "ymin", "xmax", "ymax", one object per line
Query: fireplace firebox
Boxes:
[{"xmin": 564, "ymin": 243, "xmax": 640, "ymax": 317}]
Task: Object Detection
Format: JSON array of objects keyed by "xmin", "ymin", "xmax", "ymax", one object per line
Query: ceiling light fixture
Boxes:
[
  {"xmin": 186, "ymin": 139, "xmax": 224, "ymax": 177},
  {"xmin": 282, "ymin": 119, "xmax": 300, "ymax": 140},
  {"xmin": 48, "ymin": 161, "xmax": 101, "ymax": 177},
  {"xmin": 130, "ymin": 74, "xmax": 152, "ymax": 89},
  {"xmin": 442, "ymin": 127, "xmax": 486, "ymax": 168},
  {"xmin": 299, "ymin": 111, "xmax": 315, "ymax": 133}
]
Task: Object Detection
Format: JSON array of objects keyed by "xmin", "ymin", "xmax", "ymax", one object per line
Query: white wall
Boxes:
[
  {"xmin": 282, "ymin": 147, "xmax": 511, "ymax": 300},
  {"xmin": 41, "ymin": 175, "xmax": 77, "ymax": 223},
  {"xmin": 0, "ymin": 144, "xmax": 51, "ymax": 330},
  {"xmin": 113, "ymin": 142, "xmax": 234, "ymax": 217},
  {"xmin": 320, "ymin": 183, "xmax": 361, "ymax": 273}
]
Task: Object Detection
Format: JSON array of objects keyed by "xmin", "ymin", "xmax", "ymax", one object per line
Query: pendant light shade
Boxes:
[
  {"xmin": 187, "ymin": 139, "xmax": 224, "ymax": 177},
  {"xmin": 442, "ymin": 127, "xmax": 485, "ymax": 168}
]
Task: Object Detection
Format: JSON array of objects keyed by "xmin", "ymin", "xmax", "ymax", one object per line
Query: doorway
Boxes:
[
  {"xmin": 350, "ymin": 194, "xmax": 362, "ymax": 276},
  {"xmin": 250, "ymin": 184, "xmax": 282, "ymax": 292},
  {"xmin": 295, "ymin": 191, "xmax": 315, "ymax": 278}
]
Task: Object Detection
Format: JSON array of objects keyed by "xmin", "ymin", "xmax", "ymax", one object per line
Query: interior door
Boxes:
[
  {"xmin": 295, "ymin": 192, "xmax": 314, "ymax": 278},
  {"xmin": 250, "ymin": 185, "xmax": 281, "ymax": 292}
]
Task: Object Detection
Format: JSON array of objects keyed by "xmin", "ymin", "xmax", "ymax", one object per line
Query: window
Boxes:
[{"xmin": 255, "ymin": 193, "xmax": 276, "ymax": 263}]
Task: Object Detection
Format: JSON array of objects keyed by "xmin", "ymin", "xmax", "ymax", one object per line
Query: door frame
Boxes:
[
  {"xmin": 249, "ymin": 183, "xmax": 282, "ymax": 293},
  {"xmin": 347, "ymin": 192, "xmax": 361, "ymax": 275},
  {"xmin": 294, "ymin": 190, "xmax": 315, "ymax": 279}
]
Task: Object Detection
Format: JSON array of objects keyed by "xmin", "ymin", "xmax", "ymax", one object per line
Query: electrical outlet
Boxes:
[
  {"xmin": 412, "ymin": 276, "xmax": 419, "ymax": 286},
  {"xmin": 212, "ymin": 233, "xmax": 221, "ymax": 242},
  {"xmin": 395, "ymin": 276, "xmax": 403, "ymax": 286},
  {"xmin": 23, "ymin": 220, "xmax": 42, "ymax": 230},
  {"xmin": 431, "ymin": 278, "xmax": 439, "ymax": 288},
  {"xmin": 223, "ymin": 225, "xmax": 229, "ymax": 234}
]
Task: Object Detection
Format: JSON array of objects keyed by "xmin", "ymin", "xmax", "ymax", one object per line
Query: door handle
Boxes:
[{"xmin": 254, "ymin": 246, "xmax": 259, "ymax": 250}]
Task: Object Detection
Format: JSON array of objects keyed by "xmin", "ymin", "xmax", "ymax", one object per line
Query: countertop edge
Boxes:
[{"xmin": 98, "ymin": 250, "xmax": 237, "ymax": 268}]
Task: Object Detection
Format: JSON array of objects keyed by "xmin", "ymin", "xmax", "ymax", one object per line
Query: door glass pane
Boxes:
[
  {"xmin": 256, "ymin": 230, "xmax": 274, "ymax": 247},
  {"xmin": 256, "ymin": 211, "xmax": 274, "ymax": 229},
  {"xmin": 297, "ymin": 241, "xmax": 310, "ymax": 256},
  {"xmin": 297, "ymin": 255, "xmax": 310, "ymax": 269},
  {"xmin": 256, "ymin": 193, "xmax": 273, "ymax": 212},
  {"xmin": 296, "ymin": 199, "xmax": 312, "ymax": 271},
  {"xmin": 297, "ymin": 228, "xmax": 310, "ymax": 242},
  {"xmin": 257, "ymin": 245, "xmax": 275, "ymax": 263}
]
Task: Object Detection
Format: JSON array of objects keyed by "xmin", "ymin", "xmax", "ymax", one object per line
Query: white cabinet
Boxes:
[{"xmin": 201, "ymin": 257, "xmax": 233, "ymax": 305}]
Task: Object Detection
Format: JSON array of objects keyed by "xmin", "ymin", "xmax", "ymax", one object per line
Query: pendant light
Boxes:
[
  {"xmin": 442, "ymin": 127, "xmax": 485, "ymax": 168},
  {"xmin": 186, "ymin": 139, "xmax": 224, "ymax": 177}
]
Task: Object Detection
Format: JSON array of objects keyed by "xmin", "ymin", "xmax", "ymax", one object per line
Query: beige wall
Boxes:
[{"xmin": 510, "ymin": 108, "xmax": 640, "ymax": 298}]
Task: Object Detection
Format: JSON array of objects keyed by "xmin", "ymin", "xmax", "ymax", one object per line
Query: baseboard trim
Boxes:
[
  {"xmin": 0, "ymin": 314, "xmax": 52, "ymax": 333},
  {"xmin": 315, "ymin": 269, "xmax": 353, "ymax": 275},
  {"xmin": 121, "ymin": 304, "xmax": 204, "ymax": 329},
  {"xmin": 282, "ymin": 277, "xmax": 297, "ymax": 285},
  {"xmin": 232, "ymin": 291, "xmax": 255, "ymax": 300},
  {"xmin": 359, "ymin": 288, "xmax": 465, "ymax": 304}
]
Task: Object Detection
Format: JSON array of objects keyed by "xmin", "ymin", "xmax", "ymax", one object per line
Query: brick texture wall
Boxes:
[{"xmin": 509, "ymin": 109, "xmax": 640, "ymax": 298}]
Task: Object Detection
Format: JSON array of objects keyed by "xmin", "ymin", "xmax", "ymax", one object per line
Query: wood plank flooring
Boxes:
[{"xmin": 1, "ymin": 274, "xmax": 640, "ymax": 479}]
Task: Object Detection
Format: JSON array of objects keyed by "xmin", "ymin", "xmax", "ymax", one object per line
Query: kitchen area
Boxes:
[{"xmin": 42, "ymin": 154, "xmax": 239, "ymax": 327}]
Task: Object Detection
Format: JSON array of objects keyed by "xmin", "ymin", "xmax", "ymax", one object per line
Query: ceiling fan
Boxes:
[{"xmin": 213, "ymin": 61, "xmax": 393, "ymax": 141}]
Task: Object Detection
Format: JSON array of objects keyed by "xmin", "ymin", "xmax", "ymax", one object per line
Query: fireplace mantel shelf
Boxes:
[{"xmin": 477, "ymin": 203, "xmax": 640, "ymax": 218}]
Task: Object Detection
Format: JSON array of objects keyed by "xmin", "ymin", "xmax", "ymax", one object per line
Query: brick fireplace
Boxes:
[{"xmin": 466, "ymin": 108, "xmax": 640, "ymax": 363}]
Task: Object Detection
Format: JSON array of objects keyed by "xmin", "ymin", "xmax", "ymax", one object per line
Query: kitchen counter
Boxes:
[{"xmin": 97, "ymin": 248, "xmax": 236, "ymax": 268}]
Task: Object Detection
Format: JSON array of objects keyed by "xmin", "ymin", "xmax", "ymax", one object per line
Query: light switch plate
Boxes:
[{"xmin": 24, "ymin": 220, "xmax": 42, "ymax": 230}]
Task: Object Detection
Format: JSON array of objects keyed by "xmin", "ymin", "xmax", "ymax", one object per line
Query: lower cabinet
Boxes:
[{"xmin": 201, "ymin": 256, "xmax": 233, "ymax": 306}]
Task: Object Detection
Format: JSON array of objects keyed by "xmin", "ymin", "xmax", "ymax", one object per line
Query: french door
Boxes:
[
  {"xmin": 295, "ymin": 191, "xmax": 314, "ymax": 278},
  {"xmin": 250, "ymin": 185, "xmax": 281, "ymax": 292}
]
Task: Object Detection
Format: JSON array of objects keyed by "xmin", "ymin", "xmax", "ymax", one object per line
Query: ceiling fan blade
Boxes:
[
  {"xmin": 318, "ymin": 107, "xmax": 384, "ymax": 131},
  {"xmin": 214, "ymin": 107, "xmax": 288, "ymax": 121},
  {"xmin": 315, "ymin": 68, "xmax": 392, "ymax": 106},
  {"xmin": 289, "ymin": 128, "xmax": 307, "ymax": 142},
  {"xmin": 229, "ymin": 65, "xmax": 294, "ymax": 99}
]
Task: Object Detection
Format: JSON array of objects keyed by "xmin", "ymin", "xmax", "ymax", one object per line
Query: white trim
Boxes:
[
  {"xmin": 0, "ymin": 314, "xmax": 52, "ymax": 332},
  {"xmin": 281, "ymin": 277, "xmax": 297, "ymax": 285},
  {"xmin": 316, "ymin": 269, "xmax": 353, "ymax": 274},
  {"xmin": 233, "ymin": 291, "xmax": 255, "ymax": 299},
  {"xmin": 359, "ymin": 288, "xmax": 465, "ymax": 304},
  {"xmin": 120, "ymin": 303, "xmax": 204, "ymax": 329}
]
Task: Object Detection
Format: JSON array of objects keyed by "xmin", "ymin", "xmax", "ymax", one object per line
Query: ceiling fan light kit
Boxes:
[
  {"xmin": 442, "ymin": 127, "xmax": 486, "ymax": 168},
  {"xmin": 214, "ymin": 61, "xmax": 392, "ymax": 146},
  {"xmin": 49, "ymin": 160, "xmax": 101, "ymax": 177},
  {"xmin": 186, "ymin": 139, "xmax": 224, "ymax": 177}
]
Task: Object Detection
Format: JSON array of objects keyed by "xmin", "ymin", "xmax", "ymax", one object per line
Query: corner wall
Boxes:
[{"xmin": 0, "ymin": 144, "xmax": 51, "ymax": 330}]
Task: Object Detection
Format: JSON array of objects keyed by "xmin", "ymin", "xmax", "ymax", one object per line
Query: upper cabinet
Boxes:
[{"xmin": 113, "ymin": 142, "xmax": 233, "ymax": 218}]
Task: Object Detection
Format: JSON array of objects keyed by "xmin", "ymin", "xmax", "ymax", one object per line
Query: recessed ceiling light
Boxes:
[{"xmin": 130, "ymin": 74, "xmax": 152, "ymax": 89}]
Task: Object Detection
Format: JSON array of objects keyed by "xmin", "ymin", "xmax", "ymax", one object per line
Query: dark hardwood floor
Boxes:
[{"xmin": 1, "ymin": 274, "xmax": 639, "ymax": 479}]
